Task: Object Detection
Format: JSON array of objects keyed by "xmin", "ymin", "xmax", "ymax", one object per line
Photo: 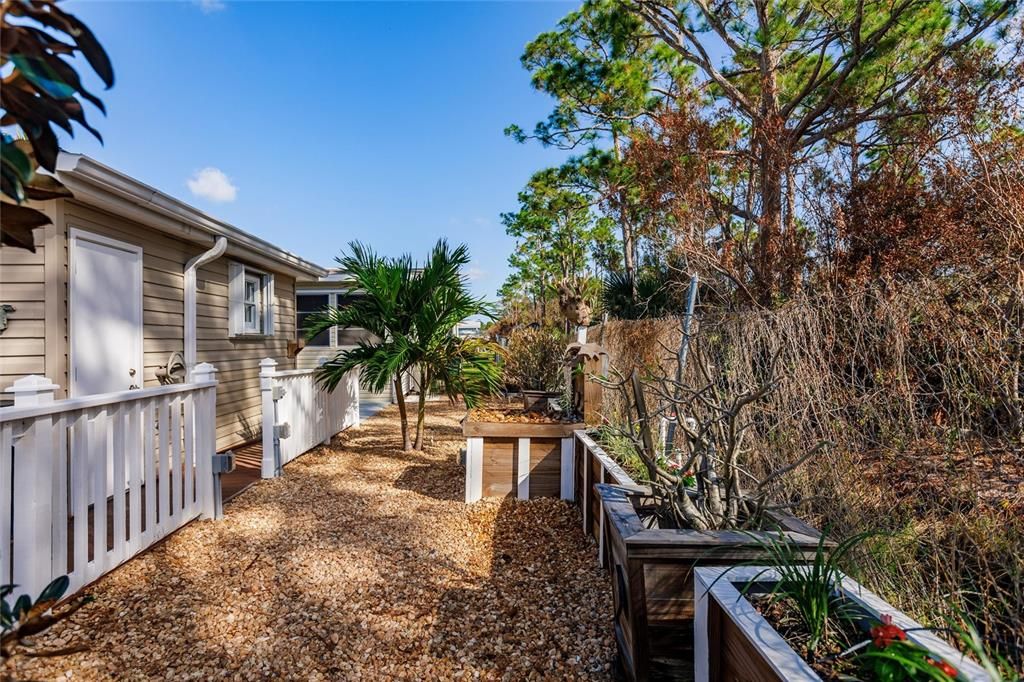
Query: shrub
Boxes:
[{"xmin": 503, "ymin": 327, "xmax": 566, "ymax": 391}]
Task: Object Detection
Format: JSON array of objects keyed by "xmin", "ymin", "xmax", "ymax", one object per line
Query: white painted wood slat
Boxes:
[
  {"xmin": 111, "ymin": 405, "xmax": 126, "ymax": 566},
  {"xmin": 157, "ymin": 398, "xmax": 170, "ymax": 538},
  {"xmin": 128, "ymin": 402, "xmax": 142, "ymax": 556},
  {"xmin": 71, "ymin": 412, "xmax": 88, "ymax": 594},
  {"xmin": 142, "ymin": 399, "xmax": 156, "ymax": 548},
  {"xmin": 183, "ymin": 393, "xmax": 195, "ymax": 517},
  {"xmin": 51, "ymin": 415, "xmax": 69, "ymax": 578},
  {"xmin": 0, "ymin": 423, "xmax": 12, "ymax": 586},
  {"xmin": 170, "ymin": 396, "xmax": 182, "ymax": 525}
]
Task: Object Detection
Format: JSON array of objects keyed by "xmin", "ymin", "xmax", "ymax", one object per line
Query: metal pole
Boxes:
[{"xmin": 665, "ymin": 273, "xmax": 699, "ymax": 457}]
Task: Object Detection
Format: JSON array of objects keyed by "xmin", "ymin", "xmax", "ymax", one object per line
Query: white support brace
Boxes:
[
  {"xmin": 465, "ymin": 437, "xmax": 483, "ymax": 503},
  {"xmin": 517, "ymin": 438, "xmax": 530, "ymax": 500}
]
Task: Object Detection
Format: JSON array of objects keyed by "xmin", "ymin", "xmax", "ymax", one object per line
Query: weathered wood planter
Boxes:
[
  {"xmin": 463, "ymin": 416, "xmax": 584, "ymax": 502},
  {"xmin": 573, "ymin": 430, "xmax": 638, "ymax": 564},
  {"xmin": 597, "ymin": 484, "xmax": 826, "ymax": 682},
  {"xmin": 694, "ymin": 565, "xmax": 991, "ymax": 682}
]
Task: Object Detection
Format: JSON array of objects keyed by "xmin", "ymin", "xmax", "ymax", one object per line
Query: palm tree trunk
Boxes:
[
  {"xmin": 394, "ymin": 374, "xmax": 411, "ymax": 451},
  {"xmin": 414, "ymin": 366, "xmax": 429, "ymax": 450}
]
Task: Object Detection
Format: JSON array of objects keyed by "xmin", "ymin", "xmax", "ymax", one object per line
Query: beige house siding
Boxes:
[
  {"xmin": 0, "ymin": 230, "xmax": 47, "ymax": 390},
  {"xmin": 0, "ymin": 198, "xmax": 299, "ymax": 451}
]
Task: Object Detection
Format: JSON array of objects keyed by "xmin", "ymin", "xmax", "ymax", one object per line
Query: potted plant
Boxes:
[
  {"xmin": 502, "ymin": 326, "xmax": 566, "ymax": 411},
  {"xmin": 692, "ymin": 533, "xmax": 1005, "ymax": 682}
]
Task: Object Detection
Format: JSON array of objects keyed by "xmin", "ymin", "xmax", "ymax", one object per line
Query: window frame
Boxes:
[
  {"xmin": 229, "ymin": 262, "xmax": 275, "ymax": 338},
  {"xmin": 242, "ymin": 273, "xmax": 264, "ymax": 334},
  {"xmin": 295, "ymin": 289, "xmax": 363, "ymax": 347},
  {"xmin": 296, "ymin": 291, "xmax": 333, "ymax": 347}
]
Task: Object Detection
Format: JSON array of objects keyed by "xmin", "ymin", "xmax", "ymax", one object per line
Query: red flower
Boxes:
[
  {"xmin": 928, "ymin": 658, "xmax": 958, "ymax": 677},
  {"xmin": 870, "ymin": 614, "xmax": 907, "ymax": 649}
]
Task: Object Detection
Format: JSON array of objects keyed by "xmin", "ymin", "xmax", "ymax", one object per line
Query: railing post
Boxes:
[
  {"xmin": 7, "ymin": 375, "xmax": 60, "ymax": 598},
  {"xmin": 259, "ymin": 358, "xmax": 278, "ymax": 478},
  {"xmin": 190, "ymin": 363, "xmax": 219, "ymax": 520},
  {"xmin": 321, "ymin": 377, "xmax": 333, "ymax": 446}
]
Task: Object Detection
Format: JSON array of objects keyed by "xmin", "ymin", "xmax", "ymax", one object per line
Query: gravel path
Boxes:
[{"xmin": 10, "ymin": 404, "xmax": 615, "ymax": 681}]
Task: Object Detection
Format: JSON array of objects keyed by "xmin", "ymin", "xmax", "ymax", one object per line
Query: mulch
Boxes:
[{"xmin": 8, "ymin": 404, "xmax": 614, "ymax": 681}]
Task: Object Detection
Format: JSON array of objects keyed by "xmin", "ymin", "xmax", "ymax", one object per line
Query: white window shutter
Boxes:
[
  {"xmin": 263, "ymin": 274, "xmax": 275, "ymax": 336},
  {"xmin": 228, "ymin": 261, "xmax": 244, "ymax": 335}
]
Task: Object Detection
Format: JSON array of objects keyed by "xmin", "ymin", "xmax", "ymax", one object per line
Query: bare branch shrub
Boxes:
[{"xmin": 591, "ymin": 277, "xmax": 1024, "ymax": 663}]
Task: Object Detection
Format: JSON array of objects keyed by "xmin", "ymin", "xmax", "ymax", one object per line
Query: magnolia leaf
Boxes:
[
  {"xmin": 24, "ymin": 173, "xmax": 73, "ymax": 201},
  {"xmin": 9, "ymin": 54, "xmax": 77, "ymax": 100},
  {"xmin": 0, "ymin": 202, "xmax": 50, "ymax": 251},
  {"xmin": 1, "ymin": 165, "xmax": 26, "ymax": 204},
  {"xmin": 8, "ymin": 1, "xmax": 115, "ymax": 87},
  {"xmin": 1, "ymin": 137, "xmax": 34, "ymax": 186},
  {"xmin": 36, "ymin": 576, "xmax": 69, "ymax": 605}
]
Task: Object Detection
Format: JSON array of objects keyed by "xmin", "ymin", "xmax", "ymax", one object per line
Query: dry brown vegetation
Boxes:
[{"xmin": 590, "ymin": 280, "xmax": 1024, "ymax": 667}]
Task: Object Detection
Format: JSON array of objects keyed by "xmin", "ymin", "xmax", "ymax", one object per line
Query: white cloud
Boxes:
[
  {"xmin": 187, "ymin": 167, "xmax": 237, "ymax": 203},
  {"xmin": 194, "ymin": 0, "xmax": 226, "ymax": 13},
  {"xmin": 465, "ymin": 264, "xmax": 486, "ymax": 281}
]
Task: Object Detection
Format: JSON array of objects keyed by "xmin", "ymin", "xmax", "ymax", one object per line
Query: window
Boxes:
[
  {"xmin": 296, "ymin": 293, "xmax": 331, "ymax": 346},
  {"xmin": 295, "ymin": 290, "xmax": 364, "ymax": 347},
  {"xmin": 229, "ymin": 262, "xmax": 274, "ymax": 337},
  {"xmin": 243, "ymin": 274, "xmax": 263, "ymax": 333}
]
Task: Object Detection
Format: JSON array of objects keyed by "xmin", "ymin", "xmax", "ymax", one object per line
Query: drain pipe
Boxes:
[{"xmin": 184, "ymin": 237, "xmax": 227, "ymax": 378}]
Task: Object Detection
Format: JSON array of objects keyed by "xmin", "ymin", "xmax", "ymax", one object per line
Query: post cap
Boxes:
[
  {"xmin": 6, "ymin": 375, "xmax": 60, "ymax": 394},
  {"xmin": 190, "ymin": 363, "xmax": 218, "ymax": 382}
]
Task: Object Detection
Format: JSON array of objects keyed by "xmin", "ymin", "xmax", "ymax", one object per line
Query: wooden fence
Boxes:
[
  {"xmin": 259, "ymin": 359, "xmax": 359, "ymax": 478},
  {"xmin": 0, "ymin": 364, "xmax": 219, "ymax": 599}
]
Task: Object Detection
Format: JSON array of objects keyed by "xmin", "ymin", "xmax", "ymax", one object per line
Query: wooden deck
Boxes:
[{"xmin": 221, "ymin": 440, "xmax": 263, "ymax": 501}]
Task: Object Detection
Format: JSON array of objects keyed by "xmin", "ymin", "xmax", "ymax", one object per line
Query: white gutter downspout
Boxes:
[{"xmin": 184, "ymin": 237, "xmax": 228, "ymax": 378}]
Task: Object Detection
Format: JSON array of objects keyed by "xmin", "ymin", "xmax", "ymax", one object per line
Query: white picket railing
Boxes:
[
  {"xmin": 259, "ymin": 359, "xmax": 359, "ymax": 478},
  {"xmin": 0, "ymin": 364, "xmax": 219, "ymax": 599}
]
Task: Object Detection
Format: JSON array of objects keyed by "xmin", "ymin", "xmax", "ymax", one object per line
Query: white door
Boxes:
[{"xmin": 69, "ymin": 229, "xmax": 143, "ymax": 397}]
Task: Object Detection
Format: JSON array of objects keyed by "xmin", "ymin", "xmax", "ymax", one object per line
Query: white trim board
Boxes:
[{"xmin": 693, "ymin": 565, "xmax": 991, "ymax": 682}]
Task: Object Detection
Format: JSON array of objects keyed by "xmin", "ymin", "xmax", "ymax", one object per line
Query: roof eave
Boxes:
[{"xmin": 55, "ymin": 153, "xmax": 328, "ymax": 279}]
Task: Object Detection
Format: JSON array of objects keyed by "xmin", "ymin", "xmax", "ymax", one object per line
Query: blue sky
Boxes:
[{"xmin": 58, "ymin": 0, "xmax": 575, "ymax": 299}]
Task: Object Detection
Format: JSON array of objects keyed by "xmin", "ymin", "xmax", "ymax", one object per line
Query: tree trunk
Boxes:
[
  {"xmin": 394, "ymin": 374, "xmax": 411, "ymax": 451},
  {"xmin": 414, "ymin": 366, "xmax": 429, "ymax": 450},
  {"xmin": 755, "ymin": 46, "xmax": 786, "ymax": 304},
  {"xmin": 613, "ymin": 131, "xmax": 637, "ymax": 297}
]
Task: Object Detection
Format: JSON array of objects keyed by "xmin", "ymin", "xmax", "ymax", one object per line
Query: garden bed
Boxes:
[
  {"xmin": 462, "ymin": 408, "xmax": 583, "ymax": 502},
  {"xmin": 596, "ymin": 484, "xmax": 826, "ymax": 681},
  {"xmin": 693, "ymin": 565, "xmax": 991, "ymax": 682}
]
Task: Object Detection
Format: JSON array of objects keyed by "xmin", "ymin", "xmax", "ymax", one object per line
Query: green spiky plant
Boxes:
[{"xmin": 739, "ymin": 529, "xmax": 876, "ymax": 655}]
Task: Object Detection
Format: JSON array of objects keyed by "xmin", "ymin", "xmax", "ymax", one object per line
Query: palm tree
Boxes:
[
  {"xmin": 309, "ymin": 240, "xmax": 501, "ymax": 451},
  {"xmin": 409, "ymin": 278, "xmax": 503, "ymax": 449}
]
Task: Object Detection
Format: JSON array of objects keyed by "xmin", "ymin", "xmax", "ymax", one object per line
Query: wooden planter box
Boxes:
[
  {"xmin": 597, "ymin": 484, "xmax": 826, "ymax": 682},
  {"xmin": 694, "ymin": 565, "xmax": 991, "ymax": 682},
  {"xmin": 463, "ymin": 416, "xmax": 584, "ymax": 503},
  {"xmin": 573, "ymin": 430, "xmax": 637, "ymax": 564}
]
